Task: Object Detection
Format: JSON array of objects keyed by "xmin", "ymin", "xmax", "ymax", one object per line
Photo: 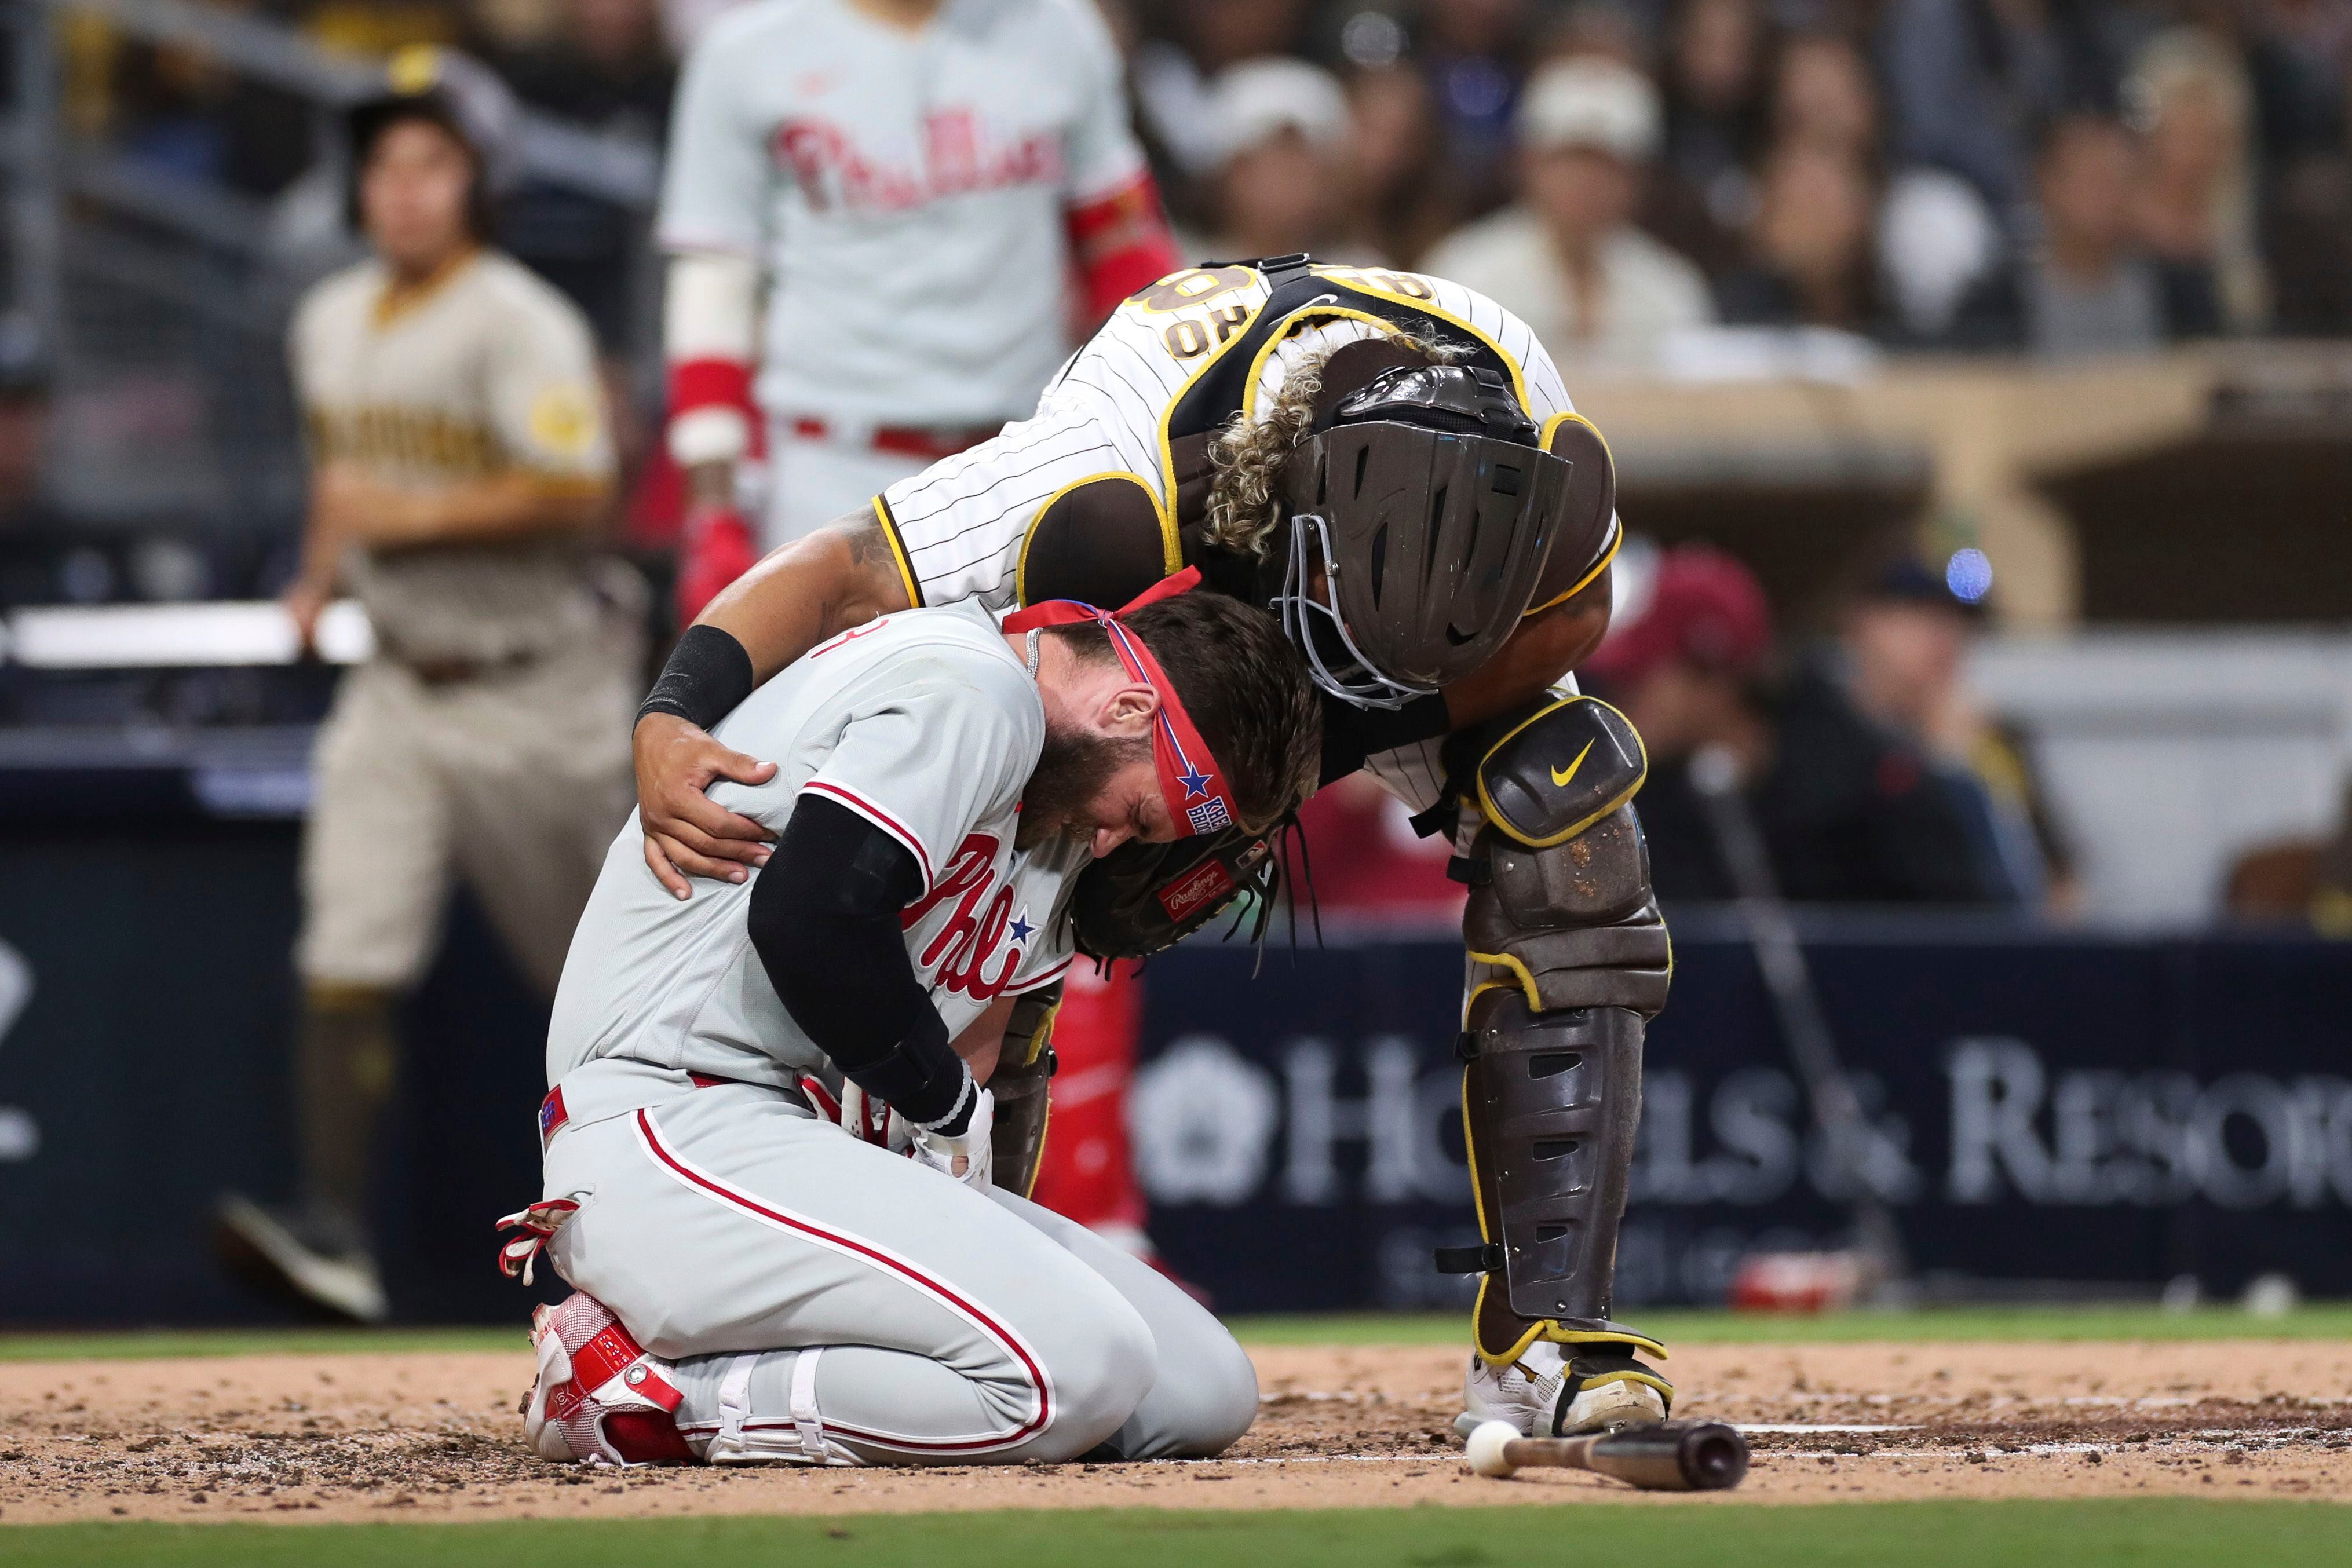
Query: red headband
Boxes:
[{"xmin": 1003, "ymin": 568, "xmax": 1238, "ymax": 839}]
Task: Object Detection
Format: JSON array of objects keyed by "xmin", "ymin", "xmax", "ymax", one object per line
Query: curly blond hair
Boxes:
[{"xmin": 1199, "ymin": 328, "xmax": 1464, "ymax": 557}]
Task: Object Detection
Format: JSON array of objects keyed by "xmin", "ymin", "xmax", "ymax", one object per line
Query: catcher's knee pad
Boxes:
[
  {"xmin": 1462, "ymin": 696, "xmax": 1670, "ymax": 1017},
  {"xmin": 1444, "ymin": 695, "xmax": 1671, "ymax": 1373},
  {"xmin": 989, "ymin": 982, "xmax": 1062, "ymax": 1198}
]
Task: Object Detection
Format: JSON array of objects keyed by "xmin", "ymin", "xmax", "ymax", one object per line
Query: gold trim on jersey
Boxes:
[
  {"xmin": 1015, "ymin": 472, "xmax": 1175, "ymax": 606},
  {"xmin": 1308, "ymin": 265, "xmax": 1532, "ymax": 411},
  {"xmin": 305, "ymin": 403, "xmax": 499, "ymax": 478},
  {"xmin": 1150, "ymin": 281, "xmax": 1276, "ymax": 529},
  {"xmin": 1237, "ymin": 306, "xmax": 1408, "ymax": 423},
  {"xmin": 370, "ymin": 246, "xmax": 481, "ymax": 330},
  {"xmin": 1524, "ymin": 518, "xmax": 1622, "ymax": 618},
  {"xmin": 870, "ymin": 495, "xmax": 925, "ymax": 608}
]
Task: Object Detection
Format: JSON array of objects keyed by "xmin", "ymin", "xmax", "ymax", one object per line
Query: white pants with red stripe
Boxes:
[{"xmin": 542, "ymin": 1080, "xmax": 1257, "ymax": 1465}]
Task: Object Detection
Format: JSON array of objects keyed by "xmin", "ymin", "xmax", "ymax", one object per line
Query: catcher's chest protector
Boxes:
[{"xmin": 1445, "ymin": 696, "xmax": 1673, "ymax": 1367}]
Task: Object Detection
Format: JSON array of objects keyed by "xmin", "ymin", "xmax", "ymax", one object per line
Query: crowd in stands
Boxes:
[
  {"xmin": 1131, "ymin": 0, "xmax": 2352, "ymax": 359},
  {"xmin": 1580, "ymin": 540, "xmax": 2072, "ymax": 910},
  {"xmin": 52, "ymin": 0, "xmax": 2352, "ymax": 366},
  {"xmin": 1298, "ymin": 536, "xmax": 2081, "ymax": 919},
  {"xmin": 18, "ymin": 0, "xmax": 2352, "ymax": 924}
]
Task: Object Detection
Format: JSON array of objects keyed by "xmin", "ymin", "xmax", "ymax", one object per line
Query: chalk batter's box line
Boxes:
[{"xmin": 1156, "ymin": 1424, "xmax": 2333, "ymax": 1465}]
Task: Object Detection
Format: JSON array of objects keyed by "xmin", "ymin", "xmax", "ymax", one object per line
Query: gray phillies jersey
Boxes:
[
  {"xmin": 548, "ymin": 600, "xmax": 1080, "ymax": 1119},
  {"xmin": 290, "ymin": 250, "xmax": 616, "ymax": 664},
  {"xmin": 655, "ymin": 0, "xmax": 1147, "ymax": 425}
]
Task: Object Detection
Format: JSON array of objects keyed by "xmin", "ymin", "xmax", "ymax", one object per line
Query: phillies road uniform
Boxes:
[
  {"xmin": 528, "ymin": 601, "xmax": 1258, "ymax": 1464},
  {"xmin": 658, "ymin": 0, "xmax": 1181, "ymax": 553}
]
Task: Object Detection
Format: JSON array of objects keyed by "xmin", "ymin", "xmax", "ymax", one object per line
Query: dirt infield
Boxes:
[{"xmin": 1, "ymin": 1339, "xmax": 2346, "ymax": 1523}]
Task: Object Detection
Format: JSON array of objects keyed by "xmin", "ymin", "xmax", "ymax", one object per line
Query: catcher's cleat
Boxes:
[
  {"xmin": 524, "ymin": 1293, "xmax": 694, "ymax": 1465},
  {"xmin": 1453, "ymin": 1340, "xmax": 1673, "ymax": 1440},
  {"xmin": 212, "ymin": 1194, "xmax": 389, "ymax": 1325}
]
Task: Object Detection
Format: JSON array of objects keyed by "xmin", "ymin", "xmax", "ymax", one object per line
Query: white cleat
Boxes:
[{"xmin": 1453, "ymin": 1339, "xmax": 1671, "ymax": 1439}]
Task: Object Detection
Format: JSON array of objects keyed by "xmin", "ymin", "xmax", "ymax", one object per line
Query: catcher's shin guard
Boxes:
[
  {"xmin": 989, "ymin": 982, "xmax": 1062, "ymax": 1198},
  {"xmin": 1443, "ymin": 696, "xmax": 1674, "ymax": 1398}
]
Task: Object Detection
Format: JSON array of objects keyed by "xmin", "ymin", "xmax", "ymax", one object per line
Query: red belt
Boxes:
[
  {"xmin": 789, "ymin": 416, "xmax": 996, "ymax": 462},
  {"xmin": 539, "ymin": 1072, "xmax": 821, "ymax": 1149}
]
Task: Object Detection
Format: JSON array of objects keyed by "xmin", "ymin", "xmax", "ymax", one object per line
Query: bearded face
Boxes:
[{"xmin": 1017, "ymin": 719, "xmax": 1150, "ymax": 851}]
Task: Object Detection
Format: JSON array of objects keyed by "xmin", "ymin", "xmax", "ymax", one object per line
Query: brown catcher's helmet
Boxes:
[{"xmin": 1273, "ymin": 362, "xmax": 1572, "ymax": 708}]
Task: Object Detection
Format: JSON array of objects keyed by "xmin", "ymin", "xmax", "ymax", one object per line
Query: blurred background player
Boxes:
[
  {"xmin": 656, "ymin": 0, "xmax": 1182, "ymax": 620},
  {"xmin": 213, "ymin": 50, "xmax": 638, "ymax": 1323}
]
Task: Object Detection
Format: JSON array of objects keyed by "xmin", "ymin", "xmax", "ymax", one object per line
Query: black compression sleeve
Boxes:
[
  {"xmin": 748, "ymin": 794, "xmax": 976, "ymax": 1133},
  {"xmin": 638, "ymin": 624, "xmax": 757, "ymax": 731},
  {"xmin": 1317, "ymin": 690, "xmax": 1454, "ymax": 785}
]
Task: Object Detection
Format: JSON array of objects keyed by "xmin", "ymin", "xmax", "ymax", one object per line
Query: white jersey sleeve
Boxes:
[
  {"xmin": 657, "ymin": 12, "xmax": 774, "ymax": 256},
  {"xmin": 1056, "ymin": 0, "xmax": 1149, "ymax": 203},
  {"xmin": 872, "ymin": 399, "xmax": 1166, "ymax": 613},
  {"xmin": 711, "ymin": 616, "xmax": 1039, "ymax": 891}
]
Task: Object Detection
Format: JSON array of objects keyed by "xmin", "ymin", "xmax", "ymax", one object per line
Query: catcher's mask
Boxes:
[{"xmin": 1274, "ymin": 363, "xmax": 1569, "ymax": 708}]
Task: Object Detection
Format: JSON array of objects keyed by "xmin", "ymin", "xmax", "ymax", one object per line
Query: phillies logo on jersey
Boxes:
[
  {"xmin": 772, "ymin": 111, "xmax": 1062, "ymax": 213},
  {"xmin": 900, "ymin": 832, "xmax": 1029, "ymax": 1000}
]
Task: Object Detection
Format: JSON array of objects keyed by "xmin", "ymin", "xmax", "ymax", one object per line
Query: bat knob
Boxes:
[
  {"xmin": 1678, "ymin": 1423, "xmax": 1750, "ymax": 1490},
  {"xmin": 1465, "ymin": 1420, "xmax": 1520, "ymax": 1478}
]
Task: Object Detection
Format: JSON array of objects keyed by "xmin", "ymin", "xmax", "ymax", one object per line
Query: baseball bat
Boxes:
[
  {"xmin": 1464, "ymin": 1419, "xmax": 1749, "ymax": 1491},
  {"xmin": 1687, "ymin": 744, "xmax": 1911, "ymax": 1292}
]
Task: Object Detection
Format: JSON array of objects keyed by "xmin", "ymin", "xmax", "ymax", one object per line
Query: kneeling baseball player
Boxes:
[{"xmin": 499, "ymin": 579, "xmax": 1319, "ymax": 1465}]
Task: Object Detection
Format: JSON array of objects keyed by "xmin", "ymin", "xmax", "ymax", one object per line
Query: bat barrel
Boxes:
[{"xmin": 1586, "ymin": 1421, "xmax": 1750, "ymax": 1491}]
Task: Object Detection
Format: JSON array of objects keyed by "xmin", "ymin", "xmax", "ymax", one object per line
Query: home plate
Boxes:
[{"xmin": 1736, "ymin": 1424, "xmax": 1921, "ymax": 1434}]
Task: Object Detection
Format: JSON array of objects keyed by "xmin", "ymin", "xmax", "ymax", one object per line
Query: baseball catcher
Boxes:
[
  {"xmin": 504, "ymin": 582, "xmax": 1318, "ymax": 1464},
  {"xmin": 633, "ymin": 256, "xmax": 1674, "ymax": 1440}
]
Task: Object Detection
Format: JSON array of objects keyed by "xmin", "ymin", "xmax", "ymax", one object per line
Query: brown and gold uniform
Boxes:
[{"xmin": 290, "ymin": 248, "xmax": 636, "ymax": 994}]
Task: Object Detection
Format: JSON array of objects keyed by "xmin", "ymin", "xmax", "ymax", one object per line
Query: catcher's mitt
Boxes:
[{"xmin": 1068, "ymin": 826, "xmax": 1282, "ymax": 962}]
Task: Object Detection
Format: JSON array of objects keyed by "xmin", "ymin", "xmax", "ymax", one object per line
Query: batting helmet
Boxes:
[
  {"xmin": 344, "ymin": 46, "xmax": 521, "ymax": 240},
  {"xmin": 1272, "ymin": 362, "xmax": 1572, "ymax": 708}
]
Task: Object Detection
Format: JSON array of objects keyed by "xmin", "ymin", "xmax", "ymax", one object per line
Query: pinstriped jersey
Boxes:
[{"xmin": 871, "ymin": 262, "xmax": 1619, "ymax": 617}]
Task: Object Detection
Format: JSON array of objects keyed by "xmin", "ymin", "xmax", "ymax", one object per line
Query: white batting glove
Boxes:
[
  {"xmin": 835, "ymin": 1079, "xmax": 910, "ymax": 1153},
  {"xmin": 910, "ymin": 1088, "xmax": 994, "ymax": 1191}
]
